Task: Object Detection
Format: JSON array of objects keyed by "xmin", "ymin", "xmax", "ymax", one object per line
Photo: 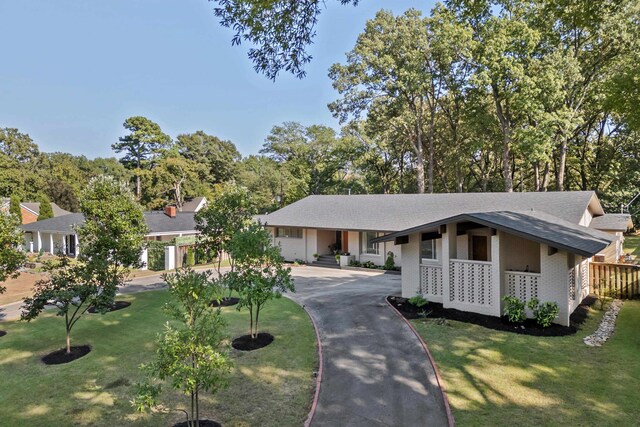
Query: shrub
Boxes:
[
  {"xmin": 384, "ymin": 251, "xmax": 395, "ymax": 270},
  {"xmin": 408, "ymin": 295, "xmax": 428, "ymax": 308},
  {"xmin": 349, "ymin": 260, "xmax": 361, "ymax": 267},
  {"xmin": 362, "ymin": 261, "xmax": 376, "ymax": 269},
  {"xmin": 186, "ymin": 247, "xmax": 195, "ymax": 267},
  {"xmin": 527, "ymin": 298, "xmax": 559, "ymax": 328},
  {"xmin": 502, "ymin": 296, "xmax": 526, "ymax": 323}
]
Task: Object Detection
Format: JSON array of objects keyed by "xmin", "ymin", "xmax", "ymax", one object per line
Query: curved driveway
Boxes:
[{"xmin": 289, "ymin": 267, "xmax": 449, "ymax": 427}]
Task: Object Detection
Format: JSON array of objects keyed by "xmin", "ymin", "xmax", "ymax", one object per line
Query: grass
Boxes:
[
  {"xmin": 624, "ymin": 234, "xmax": 640, "ymax": 261},
  {"xmin": 0, "ymin": 290, "xmax": 317, "ymax": 426},
  {"xmin": 413, "ymin": 301, "xmax": 640, "ymax": 426}
]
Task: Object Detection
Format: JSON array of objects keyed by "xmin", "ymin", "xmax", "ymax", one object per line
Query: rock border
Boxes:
[{"xmin": 583, "ymin": 299, "xmax": 623, "ymax": 347}]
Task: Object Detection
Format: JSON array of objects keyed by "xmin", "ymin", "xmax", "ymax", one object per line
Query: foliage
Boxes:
[
  {"xmin": 21, "ymin": 256, "xmax": 106, "ymax": 354},
  {"xmin": 597, "ymin": 283, "xmax": 615, "ymax": 311},
  {"xmin": 133, "ymin": 268, "xmax": 231, "ymax": 427},
  {"xmin": 195, "ymin": 183, "xmax": 255, "ymax": 277},
  {"xmin": 186, "ymin": 248, "xmax": 196, "ymax": 267},
  {"xmin": 226, "ymin": 222, "xmax": 294, "ymax": 338},
  {"xmin": 211, "ymin": 0, "xmax": 359, "ymax": 80},
  {"xmin": 502, "ymin": 296, "xmax": 526, "ymax": 324},
  {"xmin": 75, "ymin": 176, "xmax": 147, "ymax": 301},
  {"xmin": 526, "ymin": 298, "xmax": 560, "ymax": 328},
  {"xmin": 9, "ymin": 195, "xmax": 21, "ymax": 219},
  {"xmin": 176, "ymin": 131, "xmax": 241, "ymax": 186},
  {"xmin": 0, "ymin": 211, "xmax": 26, "ymax": 293},
  {"xmin": 408, "ymin": 295, "xmax": 429, "ymax": 308},
  {"xmin": 147, "ymin": 241, "xmax": 173, "ymax": 271},
  {"xmin": 384, "ymin": 251, "xmax": 395, "ymax": 270},
  {"xmin": 37, "ymin": 194, "xmax": 54, "ymax": 220},
  {"xmin": 112, "ymin": 116, "xmax": 172, "ymax": 199}
]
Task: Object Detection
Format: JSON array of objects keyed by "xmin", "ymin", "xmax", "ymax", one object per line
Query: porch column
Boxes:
[
  {"xmin": 490, "ymin": 231, "xmax": 503, "ymax": 317},
  {"xmin": 74, "ymin": 234, "xmax": 80, "ymax": 257},
  {"xmin": 61, "ymin": 234, "xmax": 67, "ymax": 256},
  {"xmin": 49, "ymin": 234, "xmax": 54, "ymax": 255},
  {"xmin": 441, "ymin": 223, "xmax": 457, "ymax": 308},
  {"xmin": 36, "ymin": 231, "xmax": 42, "ymax": 252}
]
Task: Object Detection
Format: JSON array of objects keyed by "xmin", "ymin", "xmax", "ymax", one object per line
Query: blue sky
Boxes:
[{"xmin": 0, "ymin": 0, "xmax": 435, "ymax": 158}]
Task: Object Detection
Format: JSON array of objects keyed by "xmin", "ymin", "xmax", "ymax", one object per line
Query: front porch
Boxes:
[
  {"xmin": 403, "ymin": 221, "xmax": 586, "ymax": 326},
  {"xmin": 24, "ymin": 231, "xmax": 79, "ymax": 257}
]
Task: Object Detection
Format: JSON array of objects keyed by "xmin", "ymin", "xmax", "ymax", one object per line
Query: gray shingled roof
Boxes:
[
  {"xmin": 22, "ymin": 212, "xmax": 197, "ymax": 235},
  {"xmin": 182, "ymin": 197, "xmax": 207, "ymax": 212},
  {"xmin": 589, "ymin": 214, "xmax": 633, "ymax": 231},
  {"xmin": 374, "ymin": 210, "xmax": 614, "ymax": 257},
  {"xmin": 144, "ymin": 212, "xmax": 197, "ymax": 234},
  {"xmin": 258, "ymin": 191, "xmax": 600, "ymax": 232},
  {"xmin": 21, "ymin": 202, "xmax": 72, "ymax": 217},
  {"xmin": 21, "ymin": 213, "xmax": 85, "ymax": 233}
]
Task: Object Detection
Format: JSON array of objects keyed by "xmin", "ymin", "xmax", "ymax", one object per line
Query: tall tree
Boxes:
[
  {"xmin": 9, "ymin": 195, "xmax": 22, "ymax": 220},
  {"xmin": 175, "ymin": 131, "xmax": 241, "ymax": 186},
  {"xmin": 112, "ymin": 116, "xmax": 171, "ymax": 199},
  {"xmin": 75, "ymin": 176, "xmax": 147, "ymax": 303},
  {"xmin": 0, "ymin": 211, "xmax": 26, "ymax": 294}
]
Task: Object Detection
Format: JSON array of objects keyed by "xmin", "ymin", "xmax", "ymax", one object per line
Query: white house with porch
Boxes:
[{"xmin": 259, "ymin": 191, "xmax": 631, "ymax": 326}]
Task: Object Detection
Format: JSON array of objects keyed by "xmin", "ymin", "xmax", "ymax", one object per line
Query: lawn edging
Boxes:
[
  {"xmin": 384, "ymin": 296, "xmax": 455, "ymax": 427},
  {"xmin": 284, "ymin": 295, "xmax": 323, "ymax": 427}
]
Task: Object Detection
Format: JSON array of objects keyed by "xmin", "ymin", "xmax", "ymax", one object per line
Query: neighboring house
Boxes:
[
  {"xmin": 22, "ymin": 206, "xmax": 198, "ymax": 268},
  {"xmin": 0, "ymin": 198, "xmax": 71, "ymax": 224},
  {"xmin": 181, "ymin": 196, "xmax": 207, "ymax": 212},
  {"xmin": 258, "ymin": 191, "xmax": 632, "ymax": 326}
]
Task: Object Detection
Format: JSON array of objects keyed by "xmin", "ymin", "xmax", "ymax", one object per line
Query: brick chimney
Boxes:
[{"xmin": 164, "ymin": 206, "xmax": 177, "ymax": 218}]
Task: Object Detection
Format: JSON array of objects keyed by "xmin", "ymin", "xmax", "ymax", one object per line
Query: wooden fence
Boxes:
[{"xmin": 589, "ymin": 262, "xmax": 640, "ymax": 299}]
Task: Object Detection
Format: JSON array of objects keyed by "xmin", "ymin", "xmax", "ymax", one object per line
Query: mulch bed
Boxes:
[
  {"xmin": 88, "ymin": 301, "xmax": 131, "ymax": 314},
  {"xmin": 232, "ymin": 333, "xmax": 274, "ymax": 351},
  {"xmin": 387, "ymin": 295, "xmax": 594, "ymax": 337},
  {"xmin": 210, "ymin": 297, "xmax": 240, "ymax": 307},
  {"xmin": 42, "ymin": 345, "xmax": 91, "ymax": 365},
  {"xmin": 0, "ymin": 330, "xmax": 6, "ymax": 338},
  {"xmin": 173, "ymin": 421, "xmax": 221, "ymax": 427}
]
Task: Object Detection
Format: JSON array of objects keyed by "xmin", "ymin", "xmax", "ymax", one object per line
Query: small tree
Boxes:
[
  {"xmin": 21, "ymin": 256, "xmax": 106, "ymax": 354},
  {"xmin": 0, "ymin": 211, "xmax": 26, "ymax": 293},
  {"xmin": 227, "ymin": 222, "xmax": 294, "ymax": 338},
  {"xmin": 75, "ymin": 176, "xmax": 148, "ymax": 302},
  {"xmin": 195, "ymin": 184, "xmax": 256, "ymax": 298},
  {"xmin": 9, "ymin": 195, "xmax": 22, "ymax": 221},
  {"xmin": 37, "ymin": 194, "xmax": 54, "ymax": 220},
  {"xmin": 132, "ymin": 268, "xmax": 231, "ymax": 427}
]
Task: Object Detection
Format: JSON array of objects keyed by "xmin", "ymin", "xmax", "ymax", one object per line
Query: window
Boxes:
[
  {"xmin": 276, "ymin": 227, "xmax": 303, "ymax": 238},
  {"xmin": 361, "ymin": 231, "xmax": 379, "ymax": 255},
  {"xmin": 421, "ymin": 238, "xmax": 437, "ymax": 261}
]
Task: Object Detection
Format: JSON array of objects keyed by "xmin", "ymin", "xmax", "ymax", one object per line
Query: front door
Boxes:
[
  {"xmin": 471, "ymin": 235, "xmax": 488, "ymax": 261},
  {"xmin": 342, "ymin": 231, "xmax": 349, "ymax": 254},
  {"xmin": 335, "ymin": 231, "xmax": 342, "ymax": 252},
  {"xmin": 67, "ymin": 235, "xmax": 76, "ymax": 256}
]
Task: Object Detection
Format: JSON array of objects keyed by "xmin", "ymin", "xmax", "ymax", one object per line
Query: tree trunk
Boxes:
[
  {"xmin": 557, "ymin": 138, "xmax": 568, "ymax": 191},
  {"xmin": 66, "ymin": 330, "xmax": 71, "ymax": 354},
  {"xmin": 414, "ymin": 125, "xmax": 426, "ymax": 194},
  {"xmin": 136, "ymin": 173, "xmax": 141, "ymax": 200},
  {"xmin": 427, "ymin": 111, "xmax": 435, "ymax": 194},
  {"xmin": 541, "ymin": 162, "xmax": 549, "ymax": 191},
  {"xmin": 255, "ymin": 305, "xmax": 261, "ymax": 337},
  {"xmin": 491, "ymin": 84, "xmax": 513, "ymax": 192},
  {"xmin": 533, "ymin": 162, "xmax": 540, "ymax": 191}
]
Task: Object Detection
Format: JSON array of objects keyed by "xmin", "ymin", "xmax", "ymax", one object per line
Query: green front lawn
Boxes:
[
  {"xmin": 0, "ymin": 291, "xmax": 316, "ymax": 426},
  {"xmin": 624, "ymin": 234, "xmax": 640, "ymax": 261},
  {"xmin": 413, "ymin": 301, "xmax": 640, "ymax": 426}
]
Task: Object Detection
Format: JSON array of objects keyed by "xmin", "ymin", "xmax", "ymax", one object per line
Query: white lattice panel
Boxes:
[
  {"xmin": 568, "ymin": 268, "xmax": 576, "ymax": 300},
  {"xmin": 449, "ymin": 260, "xmax": 493, "ymax": 307},
  {"xmin": 420, "ymin": 265, "xmax": 442, "ymax": 297},
  {"xmin": 505, "ymin": 271, "xmax": 540, "ymax": 303}
]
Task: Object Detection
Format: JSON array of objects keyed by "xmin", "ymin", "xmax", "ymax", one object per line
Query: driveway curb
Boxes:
[
  {"xmin": 384, "ymin": 297, "xmax": 456, "ymax": 427},
  {"xmin": 285, "ymin": 296, "xmax": 323, "ymax": 427}
]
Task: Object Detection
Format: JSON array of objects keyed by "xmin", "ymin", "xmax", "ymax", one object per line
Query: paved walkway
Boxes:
[{"xmin": 291, "ymin": 266, "xmax": 449, "ymax": 427}]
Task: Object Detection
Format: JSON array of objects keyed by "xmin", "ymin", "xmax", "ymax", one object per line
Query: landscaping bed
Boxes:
[
  {"xmin": 87, "ymin": 300, "xmax": 131, "ymax": 313},
  {"xmin": 0, "ymin": 290, "xmax": 317, "ymax": 426},
  {"xmin": 387, "ymin": 295, "xmax": 593, "ymax": 336},
  {"xmin": 411, "ymin": 300, "xmax": 640, "ymax": 426},
  {"xmin": 41, "ymin": 345, "xmax": 91, "ymax": 365},
  {"xmin": 210, "ymin": 297, "xmax": 239, "ymax": 307}
]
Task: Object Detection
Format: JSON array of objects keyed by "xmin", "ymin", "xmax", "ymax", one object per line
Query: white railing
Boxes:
[
  {"xmin": 449, "ymin": 259, "xmax": 493, "ymax": 306},
  {"xmin": 420, "ymin": 265, "xmax": 442, "ymax": 297},
  {"xmin": 505, "ymin": 271, "xmax": 540, "ymax": 303}
]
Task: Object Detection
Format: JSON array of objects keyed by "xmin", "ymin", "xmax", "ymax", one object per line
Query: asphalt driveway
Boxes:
[{"xmin": 290, "ymin": 266, "xmax": 449, "ymax": 427}]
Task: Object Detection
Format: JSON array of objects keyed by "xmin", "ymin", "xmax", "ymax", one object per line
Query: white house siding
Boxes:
[
  {"xmin": 383, "ymin": 240, "xmax": 402, "ymax": 267},
  {"xmin": 579, "ymin": 208, "xmax": 593, "ymax": 227},
  {"xmin": 456, "ymin": 235, "xmax": 468, "ymax": 259},
  {"xmin": 539, "ymin": 244, "xmax": 571, "ymax": 326},
  {"xmin": 401, "ymin": 233, "xmax": 422, "ymax": 297},
  {"xmin": 316, "ymin": 229, "xmax": 335, "ymax": 256},
  {"xmin": 305, "ymin": 228, "xmax": 318, "ymax": 262},
  {"xmin": 274, "ymin": 233, "xmax": 307, "ymax": 262},
  {"xmin": 348, "ymin": 231, "xmax": 360, "ymax": 259}
]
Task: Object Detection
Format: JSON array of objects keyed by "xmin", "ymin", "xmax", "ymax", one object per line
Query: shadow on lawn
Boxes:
[{"xmin": 418, "ymin": 303, "xmax": 640, "ymax": 426}]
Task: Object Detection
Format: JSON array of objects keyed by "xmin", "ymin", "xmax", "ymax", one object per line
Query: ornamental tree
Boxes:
[
  {"xmin": 0, "ymin": 211, "xmax": 26, "ymax": 293},
  {"xmin": 75, "ymin": 175, "xmax": 147, "ymax": 303},
  {"xmin": 132, "ymin": 268, "xmax": 231, "ymax": 427},
  {"xmin": 227, "ymin": 222, "xmax": 294, "ymax": 338},
  {"xmin": 37, "ymin": 194, "xmax": 54, "ymax": 220},
  {"xmin": 21, "ymin": 256, "xmax": 107, "ymax": 354}
]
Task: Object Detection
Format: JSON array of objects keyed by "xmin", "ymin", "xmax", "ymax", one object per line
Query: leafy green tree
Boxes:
[
  {"xmin": 75, "ymin": 176, "xmax": 147, "ymax": 303},
  {"xmin": 9, "ymin": 195, "xmax": 22, "ymax": 220},
  {"xmin": 195, "ymin": 184, "xmax": 255, "ymax": 280},
  {"xmin": 211, "ymin": 0, "xmax": 359, "ymax": 80},
  {"xmin": 235, "ymin": 155, "xmax": 284, "ymax": 213},
  {"xmin": 132, "ymin": 268, "xmax": 231, "ymax": 427},
  {"xmin": 21, "ymin": 256, "xmax": 107, "ymax": 354},
  {"xmin": 112, "ymin": 116, "xmax": 172, "ymax": 199},
  {"xmin": 37, "ymin": 194, "xmax": 54, "ymax": 220},
  {"xmin": 0, "ymin": 127, "xmax": 40, "ymax": 163},
  {"xmin": 227, "ymin": 222, "xmax": 294, "ymax": 339},
  {"xmin": 0, "ymin": 211, "xmax": 26, "ymax": 293},
  {"xmin": 146, "ymin": 155, "xmax": 203, "ymax": 211},
  {"xmin": 175, "ymin": 131, "xmax": 241, "ymax": 186}
]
